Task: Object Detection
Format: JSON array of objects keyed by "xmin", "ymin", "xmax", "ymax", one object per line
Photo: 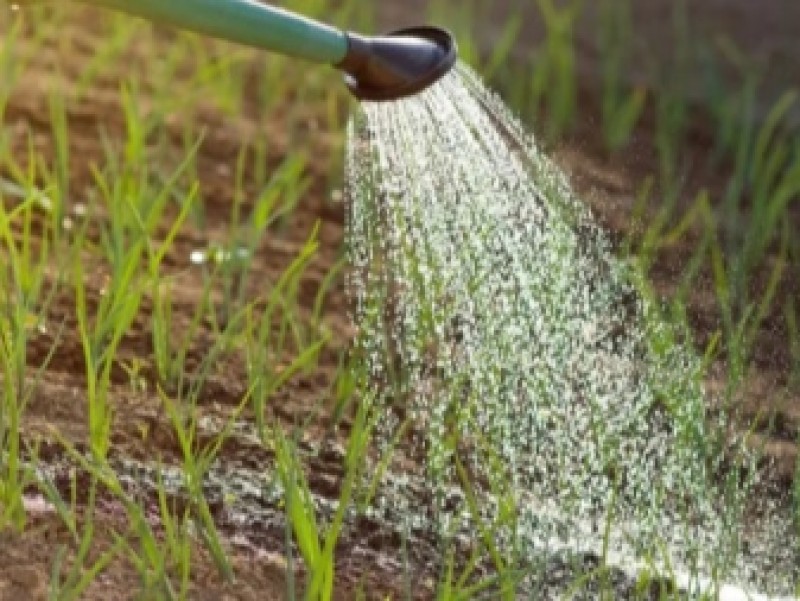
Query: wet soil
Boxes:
[{"xmin": 0, "ymin": 3, "xmax": 797, "ymax": 600}]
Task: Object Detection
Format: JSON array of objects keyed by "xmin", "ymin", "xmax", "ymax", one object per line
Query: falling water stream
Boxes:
[{"xmin": 345, "ymin": 64, "xmax": 798, "ymax": 598}]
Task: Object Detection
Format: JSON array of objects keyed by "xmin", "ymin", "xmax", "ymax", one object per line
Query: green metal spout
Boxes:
[{"xmin": 79, "ymin": 0, "xmax": 457, "ymax": 101}]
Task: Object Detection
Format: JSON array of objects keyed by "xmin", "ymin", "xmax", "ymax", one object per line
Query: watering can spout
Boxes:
[
  {"xmin": 75, "ymin": 0, "xmax": 457, "ymax": 102},
  {"xmin": 336, "ymin": 27, "xmax": 457, "ymax": 102}
]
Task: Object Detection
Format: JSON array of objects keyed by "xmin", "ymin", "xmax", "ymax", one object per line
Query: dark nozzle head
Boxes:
[{"xmin": 336, "ymin": 26, "xmax": 457, "ymax": 102}]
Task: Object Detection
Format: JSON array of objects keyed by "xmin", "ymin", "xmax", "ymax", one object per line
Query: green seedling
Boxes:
[
  {"xmin": 271, "ymin": 376, "xmax": 373, "ymax": 601},
  {"xmin": 159, "ymin": 385, "xmax": 251, "ymax": 582},
  {"xmin": 245, "ymin": 222, "xmax": 324, "ymax": 438},
  {"xmin": 73, "ymin": 13, "xmax": 138, "ymax": 101},
  {"xmin": 0, "ymin": 12, "xmax": 23, "ymax": 122},
  {"xmin": 651, "ymin": 0, "xmax": 690, "ymax": 183},
  {"xmin": 0, "ymin": 145, "xmax": 67, "ymax": 529},
  {"xmin": 531, "ymin": 0, "xmax": 582, "ymax": 139},
  {"xmin": 47, "ymin": 482, "xmax": 126, "ymax": 601},
  {"xmin": 597, "ymin": 0, "xmax": 646, "ymax": 150}
]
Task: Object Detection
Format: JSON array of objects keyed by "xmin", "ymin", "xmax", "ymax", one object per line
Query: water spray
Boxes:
[
  {"xmin": 50, "ymin": 2, "xmax": 796, "ymax": 597},
  {"xmin": 78, "ymin": 0, "xmax": 457, "ymax": 101}
]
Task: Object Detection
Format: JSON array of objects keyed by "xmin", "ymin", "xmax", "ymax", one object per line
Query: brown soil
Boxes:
[{"xmin": 1, "ymin": 3, "xmax": 797, "ymax": 600}]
